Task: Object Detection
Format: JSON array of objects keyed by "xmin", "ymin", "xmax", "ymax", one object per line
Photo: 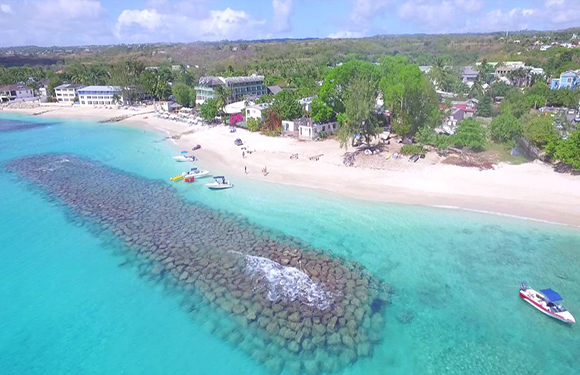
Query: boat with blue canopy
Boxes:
[{"xmin": 519, "ymin": 283, "xmax": 575, "ymax": 324}]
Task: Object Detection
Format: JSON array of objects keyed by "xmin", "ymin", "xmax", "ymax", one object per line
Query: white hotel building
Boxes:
[
  {"xmin": 54, "ymin": 84, "xmax": 85, "ymax": 103},
  {"xmin": 0, "ymin": 84, "xmax": 35, "ymax": 102},
  {"xmin": 77, "ymin": 86, "xmax": 122, "ymax": 106}
]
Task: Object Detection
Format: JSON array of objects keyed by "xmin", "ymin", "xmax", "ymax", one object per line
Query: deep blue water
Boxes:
[{"xmin": 1, "ymin": 113, "xmax": 579, "ymax": 374}]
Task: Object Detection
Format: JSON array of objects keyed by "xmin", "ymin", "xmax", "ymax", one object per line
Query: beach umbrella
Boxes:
[{"xmin": 181, "ymin": 150, "xmax": 188, "ymax": 154}]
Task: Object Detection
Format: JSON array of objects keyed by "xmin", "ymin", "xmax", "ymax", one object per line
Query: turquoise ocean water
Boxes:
[{"xmin": 1, "ymin": 113, "xmax": 579, "ymax": 374}]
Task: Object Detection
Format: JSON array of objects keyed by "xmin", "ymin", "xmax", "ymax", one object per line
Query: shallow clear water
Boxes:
[{"xmin": 1, "ymin": 113, "xmax": 579, "ymax": 374}]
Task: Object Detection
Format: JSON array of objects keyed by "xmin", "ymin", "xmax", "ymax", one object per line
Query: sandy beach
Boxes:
[{"xmin": 5, "ymin": 104, "xmax": 580, "ymax": 227}]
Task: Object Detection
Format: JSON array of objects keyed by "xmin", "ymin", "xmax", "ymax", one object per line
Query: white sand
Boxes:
[{"xmin": 6, "ymin": 105, "xmax": 580, "ymax": 227}]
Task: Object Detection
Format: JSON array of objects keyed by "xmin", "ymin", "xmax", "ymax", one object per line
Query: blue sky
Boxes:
[{"xmin": 0, "ymin": 0, "xmax": 578, "ymax": 47}]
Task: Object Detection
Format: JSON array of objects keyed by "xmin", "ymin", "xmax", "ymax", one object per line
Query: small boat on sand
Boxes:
[
  {"xmin": 206, "ymin": 176, "xmax": 233, "ymax": 190},
  {"xmin": 519, "ymin": 282, "xmax": 575, "ymax": 324},
  {"xmin": 173, "ymin": 155, "xmax": 197, "ymax": 162}
]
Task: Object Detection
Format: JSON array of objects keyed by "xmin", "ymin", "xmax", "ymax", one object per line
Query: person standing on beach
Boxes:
[{"xmin": 245, "ymin": 166, "xmax": 247, "ymax": 174}]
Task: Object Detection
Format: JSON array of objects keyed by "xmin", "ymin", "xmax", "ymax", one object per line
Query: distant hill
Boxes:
[{"xmin": 1, "ymin": 27, "xmax": 579, "ymax": 74}]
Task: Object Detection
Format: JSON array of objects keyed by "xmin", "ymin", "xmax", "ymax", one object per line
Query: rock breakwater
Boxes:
[{"xmin": 6, "ymin": 154, "xmax": 391, "ymax": 374}]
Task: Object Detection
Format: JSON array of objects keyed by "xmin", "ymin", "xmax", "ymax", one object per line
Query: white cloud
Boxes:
[
  {"xmin": 114, "ymin": 7, "xmax": 266, "ymax": 43},
  {"xmin": 201, "ymin": 8, "xmax": 265, "ymax": 39},
  {"xmin": 1, "ymin": 4, "xmax": 13, "ymax": 14},
  {"xmin": 328, "ymin": 30, "xmax": 365, "ymax": 39},
  {"xmin": 545, "ymin": 0, "xmax": 580, "ymax": 25},
  {"xmin": 0, "ymin": 0, "xmax": 110, "ymax": 46},
  {"xmin": 350, "ymin": 0, "xmax": 391, "ymax": 23},
  {"xmin": 272, "ymin": 0, "xmax": 294, "ymax": 33},
  {"xmin": 468, "ymin": 8, "xmax": 538, "ymax": 33},
  {"xmin": 454, "ymin": 0, "xmax": 485, "ymax": 13},
  {"xmin": 398, "ymin": 0, "xmax": 455, "ymax": 30},
  {"xmin": 397, "ymin": 1, "xmax": 539, "ymax": 33},
  {"xmin": 116, "ymin": 9, "xmax": 164, "ymax": 32},
  {"xmin": 36, "ymin": 0, "xmax": 104, "ymax": 20}
]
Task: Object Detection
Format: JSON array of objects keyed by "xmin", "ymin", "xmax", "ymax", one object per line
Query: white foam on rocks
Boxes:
[{"xmin": 232, "ymin": 251, "xmax": 335, "ymax": 310}]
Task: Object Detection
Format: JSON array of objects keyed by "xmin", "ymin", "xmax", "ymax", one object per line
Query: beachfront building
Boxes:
[
  {"xmin": 551, "ymin": 71, "xmax": 579, "ymax": 90},
  {"xmin": 37, "ymin": 78, "xmax": 50, "ymax": 98},
  {"xmin": 296, "ymin": 117, "xmax": 338, "ymax": 141},
  {"xmin": 282, "ymin": 120, "xmax": 297, "ymax": 132},
  {"xmin": 54, "ymin": 84, "xmax": 85, "ymax": 103},
  {"xmin": 0, "ymin": 84, "xmax": 35, "ymax": 102},
  {"xmin": 77, "ymin": 86, "xmax": 122, "ymax": 106},
  {"xmin": 195, "ymin": 74, "xmax": 267, "ymax": 106},
  {"xmin": 245, "ymin": 103, "xmax": 270, "ymax": 120}
]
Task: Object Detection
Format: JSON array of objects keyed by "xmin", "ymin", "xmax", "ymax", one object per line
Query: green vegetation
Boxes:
[
  {"xmin": 311, "ymin": 97, "xmax": 333, "ymax": 123},
  {"xmin": 548, "ymin": 130, "xmax": 580, "ymax": 169},
  {"xmin": 400, "ymin": 144, "xmax": 425, "ymax": 155},
  {"xmin": 522, "ymin": 113, "xmax": 559, "ymax": 147},
  {"xmin": 317, "ymin": 60, "xmax": 381, "ymax": 116},
  {"xmin": 489, "ymin": 114, "xmax": 523, "ymax": 143},
  {"xmin": 200, "ymin": 99, "xmax": 219, "ymax": 121},
  {"xmin": 483, "ymin": 142, "xmax": 528, "ymax": 165},
  {"xmin": 172, "ymin": 83, "xmax": 195, "ymax": 107},
  {"xmin": 213, "ymin": 85, "xmax": 230, "ymax": 115},
  {"xmin": 477, "ymin": 95, "xmax": 492, "ymax": 117},
  {"xmin": 380, "ymin": 56, "xmax": 440, "ymax": 136},
  {"xmin": 499, "ymin": 81, "xmax": 580, "ymax": 121},
  {"xmin": 246, "ymin": 117, "xmax": 262, "ymax": 132},
  {"xmin": 415, "ymin": 126, "xmax": 452, "ymax": 150},
  {"xmin": 274, "ymin": 91, "xmax": 303, "ymax": 120},
  {"xmin": 140, "ymin": 69, "xmax": 171, "ymax": 100},
  {"xmin": 256, "ymin": 94, "xmax": 273, "ymax": 104},
  {"xmin": 338, "ymin": 76, "xmax": 381, "ymax": 148},
  {"xmin": 453, "ymin": 118, "xmax": 487, "ymax": 151}
]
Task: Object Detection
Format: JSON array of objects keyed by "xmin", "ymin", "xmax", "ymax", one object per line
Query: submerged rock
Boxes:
[{"xmin": 5, "ymin": 153, "xmax": 393, "ymax": 374}]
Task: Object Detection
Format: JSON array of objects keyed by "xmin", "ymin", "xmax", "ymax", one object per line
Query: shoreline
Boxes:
[{"xmin": 3, "ymin": 106, "xmax": 580, "ymax": 228}]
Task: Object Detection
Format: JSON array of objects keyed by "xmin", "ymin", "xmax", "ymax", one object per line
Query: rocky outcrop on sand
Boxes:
[{"xmin": 6, "ymin": 154, "xmax": 391, "ymax": 374}]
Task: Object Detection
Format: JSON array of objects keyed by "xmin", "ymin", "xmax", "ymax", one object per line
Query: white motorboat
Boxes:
[
  {"xmin": 185, "ymin": 167, "xmax": 210, "ymax": 178},
  {"xmin": 205, "ymin": 176, "xmax": 233, "ymax": 190},
  {"xmin": 519, "ymin": 283, "xmax": 575, "ymax": 324},
  {"xmin": 173, "ymin": 155, "xmax": 197, "ymax": 162}
]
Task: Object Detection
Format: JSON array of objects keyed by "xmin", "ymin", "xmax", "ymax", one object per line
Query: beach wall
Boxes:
[{"xmin": 5, "ymin": 154, "xmax": 391, "ymax": 374}]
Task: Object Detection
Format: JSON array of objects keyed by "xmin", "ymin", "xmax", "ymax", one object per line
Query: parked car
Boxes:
[
  {"xmin": 568, "ymin": 109, "xmax": 575, "ymax": 115},
  {"xmin": 575, "ymin": 114, "xmax": 580, "ymax": 123},
  {"xmin": 234, "ymin": 138, "xmax": 243, "ymax": 146}
]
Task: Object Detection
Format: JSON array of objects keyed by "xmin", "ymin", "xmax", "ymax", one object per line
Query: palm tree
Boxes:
[
  {"xmin": 430, "ymin": 57, "xmax": 453, "ymax": 91},
  {"xmin": 70, "ymin": 64, "xmax": 89, "ymax": 85},
  {"xmin": 477, "ymin": 60, "xmax": 493, "ymax": 85},
  {"xmin": 507, "ymin": 68, "xmax": 529, "ymax": 88},
  {"xmin": 214, "ymin": 85, "xmax": 231, "ymax": 114},
  {"xmin": 470, "ymin": 79, "xmax": 484, "ymax": 98}
]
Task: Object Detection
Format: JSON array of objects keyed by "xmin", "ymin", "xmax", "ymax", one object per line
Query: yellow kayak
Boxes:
[{"xmin": 170, "ymin": 174, "xmax": 184, "ymax": 181}]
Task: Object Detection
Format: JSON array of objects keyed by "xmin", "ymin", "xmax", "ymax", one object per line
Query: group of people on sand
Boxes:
[
  {"xmin": 243, "ymin": 165, "xmax": 268, "ymax": 176},
  {"xmin": 241, "ymin": 147, "xmax": 268, "ymax": 176}
]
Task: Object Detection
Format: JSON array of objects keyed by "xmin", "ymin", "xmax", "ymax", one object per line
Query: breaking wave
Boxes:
[{"xmin": 232, "ymin": 251, "xmax": 335, "ymax": 310}]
